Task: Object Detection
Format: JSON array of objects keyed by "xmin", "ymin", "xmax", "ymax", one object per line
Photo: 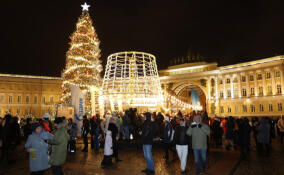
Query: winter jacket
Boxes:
[
  {"xmin": 141, "ymin": 119, "xmax": 154, "ymax": 145},
  {"xmin": 108, "ymin": 122, "xmax": 118, "ymax": 139},
  {"xmin": 81, "ymin": 119, "xmax": 90, "ymax": 137},
  {"xmin": 174, "ymin": 125, "xmax": 190, "ymax": 145},
  {"xmin": 186, "ymin": 115, "xmax": 210, "ymax": 150},
  {"xmin": 25, "ymin": 131, "xmax": 54, "ymax": 172},
  {"xmin": 104, "ymin": 131, "xmax": 113, "ymax": 156},
  {"xmin": 257, "ymin": 118, "xmax": 270, "ymax": 144},
  {"xmin": 48, "ymin": 122, "xmax": 69, "ymax": 166},
  {"xmin": 163, "ymin": 121, "xmax": 173, "ymax": 143}
]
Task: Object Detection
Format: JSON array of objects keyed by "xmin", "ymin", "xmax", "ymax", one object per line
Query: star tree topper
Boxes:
[{"xmin": 81, "ymin": 2, "xmax": 90, "ymax": 11}]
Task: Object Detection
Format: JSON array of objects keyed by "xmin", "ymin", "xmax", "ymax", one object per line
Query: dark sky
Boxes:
[{"xmin": 1, "ymin": 0, "xmax": 284, "ymax": 77}]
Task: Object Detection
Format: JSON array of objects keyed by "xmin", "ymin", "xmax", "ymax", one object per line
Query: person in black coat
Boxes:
[
  {"xmin": 81, "ymin": 115, "xmax": 90, "ymax": 152},
  {"xmin": 140, "ymin": 112, "xmax": 155, "ymax": 174},
  {"xmin": 23, "ymin": 118, "xmax": 32, "ymax": 141},
  {"xmin": 238, "ymin": 118, "xmax": 251, "ymax": 160},
  {"xmin": 1, "ymin": 114, "xmax": 13, "ymax": 163},
  {"xmin": 90, "ymin": 117, "xmax": 97, "ymax": 149},
  {"xmin": 108, "ymin": 117, "xmax": 122, "ymax": 162},
  {"xmin": 174, "ymin": 118, "xmax": 190, "ymax": 174}
]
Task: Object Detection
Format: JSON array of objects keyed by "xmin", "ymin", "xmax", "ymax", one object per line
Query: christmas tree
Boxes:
[{"xmin": 61, "ymin": 3, "xmax": 102, "ymax": 114}]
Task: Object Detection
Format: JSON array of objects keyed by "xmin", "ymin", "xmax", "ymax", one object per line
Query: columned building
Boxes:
[
  {"xmin": 160, "ymin": 55, "xmax": 284, "ymax": 117},
  {"xmin": 0, "ymin": 74, "xmax": 62, "ymax": 117}
]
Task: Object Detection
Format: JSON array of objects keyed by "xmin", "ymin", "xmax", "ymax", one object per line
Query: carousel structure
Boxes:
[{"xmin": 102, "ymin": 51, "xmax": 162, "ymax": 111}]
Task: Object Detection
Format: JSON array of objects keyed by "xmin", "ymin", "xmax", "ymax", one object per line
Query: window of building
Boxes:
[
  {"xmin": 259, "ymin": 86, "xmax": 263, "ymax": 95},
  {"xmin": 227, "ymin": 89, "xmax": 231, "ymax": 98},
  {"xmin": 220, "ymin": 106, "xmax": 224, "ymax": 113},
  {"xmin": 219, "ymin": 79, "xmax": 223, "ymax": 84},
  {"xmin": 251, "ymin": 105, "xmax": 255, "ymax": 112},
  {"xmin": 34, "ymin": 96, "xmax": 38, "ymax": 104},
  {"xmin": 8, "ymin": 96, "xmax": 12, "ymax": 103},
  {"xmin": 251, "ymin": 88, "xmax": 255, "ymax": 96},
  {"xmin": 275, "ymin": 71, "xmax": 280, "ymax": 78},
  {"xmin": 234, "ymin": 88, "xmax": 239, "ymax": 97},
  {"xmin": 267, "ymin": 85, "xmax": 272, "ymax": 95},
  {"xmin": 220, "ymin": 91, "xmax": 224, "ymax": 98},
  {"xmin": 278, "ymin": 103, "xmax": 282, "ymax": 111},
  {"xmin": 243, "ymin": 105, "xmax": 247, "ymax": 112},
  {"xmin": 249, "ymin": 75, "xmax": 254, "ymax": 81},
  {"xmin": 235, "ymin": 105, "xmax": 238, "ymax": 113},
  {"xmin": 269, "ymin": 104, "xmax": 273, "ymax": 111},
  {"xmin": 260, "ymin": 104, "xmax": 264, "ymax": 112},
  {"xmin": 26, "ymin": 96, "xmax": 30, "ymax": 103},
  {"xmin": 16, "ymin": 108, "xmax": 20, "ymax": 114},
  {"xmin": 257, "ymin": 74, "xmax": 262, "ymax": 80},
  {"xmin": 233, "ymin": 77, "xmax": 238, "ymax": 83},
  {"xmin": 226, "ymin": 78, "xmax": 230, "ymax": 84},
  {"xmin": 42, "ymin": 96, "xmax": 46, "ymax": 103},
  {"xmin": 17, "ymin": 96, "xmax": 21, "ymax": 103},
  {"xmin": 266, "ymin": 72, "xmax": 271, "ymax": 79},
  {"xmin": 25, "ymin": 109, "xmax": 28, "ymax": 115},
  {"xmin": 50, "ymin": 96, "xmax": 54, "ymax": 103},
  {"xmin": 277, "ymin": 84, "xmax": 282, "ymax": 94},
  {"xmin": 228, "ymin": 107, "xmax": 231, "ymax": 113},
  {"xmin": 242, "ymin": 88, "xmax": 247, "ymax": 97},
  {"xmin": 241, "ymin": 76, "xmax": 246, "ymax": 82}
]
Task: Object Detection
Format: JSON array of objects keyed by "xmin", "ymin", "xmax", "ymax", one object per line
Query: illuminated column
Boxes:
[
  {"xmin": 238, "ymin": 74, "xmax": 241, "ymax": 98},
  {"xmin": 223, "ymin": 76, "xmax": 226, "ymax": 98},
  {"xmin": 271, "ymin": 68, "xmax": 276, "ymax": 95},
  {"xmin": 246, "ymin": 73, "xmax": 249, "ymax": 96},
  {"xmin": 208, "ymin": 78, "xmax": 211, "ymax": 99},
  {"xmin": 231, "ymin": 75, "xmax": 234, "ymax": 98},
  {"xmin": 262, "ymin": 70, "xmax": 267, "ymax": 96},
  {"xmin": 280, "ymin": 68, "xmax": 284, "ymax": 95},
  {"xmin": 215, "ymin": 77, "xmax": 219, "ymax": 100},
  {"xmin": 254, "ymin": 71, "xmax": 258, "ymax": 96}
]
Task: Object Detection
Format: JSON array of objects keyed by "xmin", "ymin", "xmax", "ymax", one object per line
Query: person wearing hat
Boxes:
[
  {"xmin": 140, "ymin": 112, "xmax": 155, "ymax": 174},
  {"xmin": 81, "ymin": 115, "xmax": 90, "ymax": 152},
  {"xmin": 25, "ymin": 122, "xmax": 54, "ymax": 175},
  {"xmin": 48, "ymin": 117, "xmax": 69, "ymax": 175}
]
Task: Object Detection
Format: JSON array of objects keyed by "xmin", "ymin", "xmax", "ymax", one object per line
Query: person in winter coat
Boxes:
[
  {"xmin": 24, "ymin": 118, "xmax": 33, "ymax": 141},
  {"xmin": 101, "ymin": 130, "xmax": 113, "ymax": 168},
  {"xmin": 108, "ymin": 115, "xmax": 122, "ymax": 162},
  {"xmin": 277, "ymin": 115, "xmax": 284, "ymax": 144},
  {"xmin": 225, "ymin": 116, "xmax": 235, "ymax": 150},
  {"xmin": 90, "ymin": 116, "xmax": 97, "ymax": 149},
  {"xmin": 25, "ymin": 123, "xmax": 54, "ymax": 175},
  {"xmin": 211, "ymin": 118, "xmax": 223, "ymax": 147},
  {"xmin": 140, "ymin": 112, "xmax": 155, "ymax": 174},
  {"xmin": 257, "ymin": 117, "xmax": 270, "ymax": 155},
  {"xmin": 81, "ymin": 115, "xmax": 90, "ymax": 152},
  {"xmin": 162, "ymin": 115, "xmax": 175, "ymax": 161},
  {"xmin": 1, "ymin": 114, "xmax": 13, "ymax": 163},
  {"xmin": 238, "ymin": 118, "xmax": 251, "ymax": 160},
  {"xmin": 67, "ymin": 119, "xmax": 77, "ymax": 154},
  {"xmin": 48, "ymin": 117, "xmax": 69, "ymax": 175},
  {"xmin": 174, "ymin": 118, "xmax": 190, "ymax": 175},
  {"xmin": 187, "ymin": 114, "xmax": 210, "ymax": 175}
]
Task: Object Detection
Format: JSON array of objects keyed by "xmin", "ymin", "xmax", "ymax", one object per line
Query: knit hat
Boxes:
[
  {"xmin": 31, "ymin": 123, "xmax": 41, "ymax": 132},
  {"xmin": 144, "ymin": 112, "xmax": 151, "ymax": 120},
  {"xmin": 54, "ymin": 117, "xmax": 64, "ymax": 124}
]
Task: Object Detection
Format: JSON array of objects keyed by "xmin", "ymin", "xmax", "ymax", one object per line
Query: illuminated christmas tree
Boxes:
[{"xmin": 61, "ymin": 2, "xmax": 102, "ymax": 114}]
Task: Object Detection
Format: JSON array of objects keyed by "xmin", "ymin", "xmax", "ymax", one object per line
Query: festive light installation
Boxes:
[
  {"xmin": 61, "ymin": 2, "xmax": 102, "ymax": 114},
  {"xmin": 102, "ymin": 52, "xmax": 162, "ymax": 110}
]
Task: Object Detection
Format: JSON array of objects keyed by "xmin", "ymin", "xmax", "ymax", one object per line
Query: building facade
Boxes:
[
  {"xmin": 0, "ymin": 55, "xmax": 283, "ymax": 118},
  {"xmin": 160, "ymin": 55, "xmax": 284, "ymax": 117},
  {"xmin": 0, "ymin": 74, "xmax": 62, "ymax": 117}
]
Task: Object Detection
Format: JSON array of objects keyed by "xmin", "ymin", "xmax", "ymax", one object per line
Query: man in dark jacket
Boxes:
[
  {"xmin": 81, "ymin": 115, "xmax": 90, "ymax": 152},
  {"xmin": 141, "ymin": 112, "xmax": 155, "ymax": 174},
  {"xmin": 174, "ymin": 118, "xmax": 189, "ymax": 174},
  {"xmin": 162, "ymin": 115, "xmax": 175, "ymax": 161},
  {"xmin": 108, "ymin": 116, "xmax": 122, "ymax": 162}
]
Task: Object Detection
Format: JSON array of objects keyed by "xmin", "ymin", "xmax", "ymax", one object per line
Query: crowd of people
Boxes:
[{"xmin": 0, "ymin": 110, "xmax": 284, "ymax": 175}]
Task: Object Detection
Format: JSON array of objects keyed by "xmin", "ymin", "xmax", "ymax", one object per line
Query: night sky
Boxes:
[{"xmin": 1, "ymin": 0, "xmax": 284, "ymax": 77}]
